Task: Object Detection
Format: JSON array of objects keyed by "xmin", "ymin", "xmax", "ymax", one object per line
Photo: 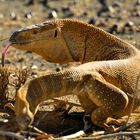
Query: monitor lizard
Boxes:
[{"xmin": 8, "ymin": 19, "xmax": 140, "ymax": 131}]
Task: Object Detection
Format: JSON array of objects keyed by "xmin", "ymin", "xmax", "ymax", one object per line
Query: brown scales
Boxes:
[{"xmin": 7, "ymin": 19, "xmax": 140, "ymax": 131}]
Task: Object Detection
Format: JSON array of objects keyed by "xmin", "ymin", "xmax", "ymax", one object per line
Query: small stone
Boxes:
[
  {"xmin": 88, "ymin": 18, "xmax": 96, "ymax": 25},
  {"xmin": 40, "ymin": 0, "xmax": 48, "ymax": 7},
  {"xmin": 24, "ymin": 12, "xmax": 32, "ymax": 19},
  {"xmin": 121, "ymin": 21, "xmax": 135, "ymax": 34},
  {"xmin": 10, "ymin": 12, "xmax": 17, "ymax": 20},
  {"xmin": 108, "ymin": 24, "xmax": 119, "ymax": 34},
  {"xmin": 31, "ymin": 65, "xmax": 38, "ymax": 70},
  {"xmin": 33, "ymin": 75, "xmax": 38, "ymax": 78},
  {"xmin": 62, "ymin": 5, "xmax": 70, "ymax": 13},
  {"xmin": 25, "ymin": 0, "xmax": 34, "ymax": 6},
  {"xmin": 112, "ymin": 1, "xmax": 122, "ymax": 8},
  {"xmin": 48, "ymin": 10, "xmax": 58, "ymax": 19},
  {"xmin": 0, "ymin": 13, "xmax": 4, "ymax": 19},
  {"xmin": 17, "ymin": 58, "xmax": 24, "ymax": 63},
  {"xmin": 131, "ymin": 9, "xmax": 140, "ymax": 17},
  {"xmin": 62, "ymin": 5, "xmax": 74, "ymax": 18},
  {"xmin": 82, "ymin": 11, "xmax": 88, "ymax": 16},
  {"xmin": 136, "ymin": 0, "xmax": 140, "ymax": 5},
  {"xmin": 125, "ymin": 21, "xmax": 134, "ymax": 27},
  {"xmin": 22, "ymin": 66, "xmax": 27, "ymax": 69}
]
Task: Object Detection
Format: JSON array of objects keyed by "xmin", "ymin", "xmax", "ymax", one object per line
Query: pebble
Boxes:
[
  {"xmin": 62, "ymin": 5, "xmax": 70, "ymax": 13},
  {"xmin": 61, "ymin": 5, "xmax": 74, "ymax": 18},
  {"xmin": 22, "ymin": 66, "xmax": 28, "ymax": 69},
  {"xmin": 31, "ymin": 65, "xmax": 38, "ymax": 70},
  {"xmin": 131, "ymin": 9, "xmax": 140, "ymax": 17},
  {"xmin": 24, "ymin": 12, "xmax": 32, "ymax": 19},
  {"xmin": 121, "ymin": 21, "xmax": 135, "ymax": 34},
  {"xmin": 112, "ymin": 1, "xmax": 122, "ymax": 8},
  {"xmin": 88, "ymin": 18, "xmax": 96, "ymax": 25},
  {"xmin": 48, "ymin": 10, "xmax": 58, "ymax": 19},
  {"xmin": 108, "ymin": 24, "xmax": 119, "ymax": 34},
  {"xmin": 125, "ymin": 21, "xmax": 134, "ymax": 27},
  {"xmin": 136, "ymin": 0, "xmax": 140, "ymax": 5},
  {"xmin": 0, "ymin": 13, "xmax": 4, "ymax": 19},
  {"xmin": 17, "ymin": 58, "xmax": 24, "ymax": 63},
  {"xmin": 10, "ymin": 12, "xmax": 17, "ymax": 20}
]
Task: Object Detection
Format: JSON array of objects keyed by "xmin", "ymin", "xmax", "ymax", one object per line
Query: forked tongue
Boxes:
[{"xmin": 1, "ymin": 42, "xmax": 12, "ymax": 67}]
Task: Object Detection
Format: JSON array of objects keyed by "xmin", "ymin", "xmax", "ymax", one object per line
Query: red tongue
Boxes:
[{"xmin": 2, "ymin": 43, "xmax": 11, "ymax": 67}]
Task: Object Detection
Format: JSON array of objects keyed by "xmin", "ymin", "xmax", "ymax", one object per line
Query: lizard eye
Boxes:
[{"xmin": 54, "ymin": 30, "xmax": 57, "ymax": 38}]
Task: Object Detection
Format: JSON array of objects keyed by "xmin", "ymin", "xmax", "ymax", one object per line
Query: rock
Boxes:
[
  {"xmin": 0, "ymin": 13, "xmax": 4, "ymax": 19},
  {"xmin": 121, "ymin": 21, "xmax": 135, "ymax": 34},
  {"xmin": 62, "ymin": 5, "xmax": 70, "ymax": 13},
  {"xmin": 22, "ymin": 66, "xmax": 28, "ymax": 69},
  {"xmin": 88, "ymin": 18, "xmax": 96, "ymax": 25},
  {"xmin": 125, "ymin": 21, "xmax": 134, "ymax": 27},
  {"xmin": 31, "ymin": 65, "xmax": 38, "ymax": 70},
  {"xmin": 48, "ymin": 10, "xmax": 58, "ymax": 19},
  {"xmin": 131, "ymin": 9, "xmax": 140, "ymax": 17},
  {"xmin": 10, "ymin": 12, "xmax": 17, "ymax": 20},
  {"xmin": 25, "ymin": 0, "xmax": 34, "ymax": 6},
  {"xmin": 24, "ymin": 12, "xmax": 32, "ymax": 19},
  {"xmin": 97, "ymin": 0, "xmax": 114, "ymax": 17},
  {"xmin": 108, "ymin": 24, "xmax": 119, "ymax": 34},
  {"xmin": 40, "ymin": 0, "xmax": 48, "ymax": 8},
  {"xmin": 136, "ymin": 0, "xmax": 140, "ymax": 5},
  {"xmin": 17, "ymin": 58, "xmax": 24, "ymax": 63},
  {"xmin": 112, "ymin": 1, "xmax": 122, "ymax": 8},
  {"xmin": 62, "ymin": 5, "xmax": 74, "ymax": 18}
]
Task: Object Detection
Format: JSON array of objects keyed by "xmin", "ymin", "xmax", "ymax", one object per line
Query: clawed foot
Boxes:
[
  {"xmin": 106, "ymin": 117, "xmax": 126, "ymax": 126},
  {"xmin": 102, "ymin": 118, "xmax": 126, "ymax": 132}
]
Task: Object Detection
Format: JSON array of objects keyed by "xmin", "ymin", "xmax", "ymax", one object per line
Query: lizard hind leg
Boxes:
[{"xmin": 83, "ymin": 72, "xmax": 129, "ymax": 131}]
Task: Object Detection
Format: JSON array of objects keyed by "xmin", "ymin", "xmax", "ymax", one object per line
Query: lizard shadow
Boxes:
[{"xmin": 34, "ymin": 111, "xmax": 86, "ymax": 136}]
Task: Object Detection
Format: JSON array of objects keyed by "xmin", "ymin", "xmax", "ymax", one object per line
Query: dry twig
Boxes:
[
  {"xmin": 0, "ymin": 67, "xmax": 10, "ymax": 107},
  {"xmin": 78, "ymin": 131, "xmax": 140, "ymax": 140},
  {"xmin": 0, "ymin": 130, "xmax": 24, "ymax": 140}
]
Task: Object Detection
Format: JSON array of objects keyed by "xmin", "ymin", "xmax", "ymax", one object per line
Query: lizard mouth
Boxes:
[{"xmin": 9, "ymin": 37, "xmax": 50, "ymax": 45}]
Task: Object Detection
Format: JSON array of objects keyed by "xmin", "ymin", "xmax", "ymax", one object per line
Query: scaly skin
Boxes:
[{"xmin": 9, "ymin": 19, "xmax": 140, "ymax": 130}]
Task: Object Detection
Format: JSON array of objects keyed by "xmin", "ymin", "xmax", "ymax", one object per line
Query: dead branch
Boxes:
[
  {"xmin": 0, "ymin": 131, "xmax": 24, "ymax": 140},
  {"xmin": 55, "ymin": 130, "xmax": 85, "ymax": 140},
  {"xmin": 78, "ymin": 131, "xmax": 140, "ymax": 140},
  {"xmin": 115, "ymin": 119, "xmax": 140, "ymax": 132}
]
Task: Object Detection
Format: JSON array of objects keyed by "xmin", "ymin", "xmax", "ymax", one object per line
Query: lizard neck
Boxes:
[{"xmin": 60, "ymin": 19, "xmax": 139, "ymax": 63}]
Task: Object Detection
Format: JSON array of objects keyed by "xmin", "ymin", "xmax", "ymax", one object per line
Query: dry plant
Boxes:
[
  {"xmin": 10, "ymin": 68, "xmax": 31, "ymax": 96},
  {"xmin": 0, "ymin": 66, "xmax": 10, "ymax": 108},
  {"xmin": 0, "ymin": 66, "xmax": 31, "ymax": 109}
]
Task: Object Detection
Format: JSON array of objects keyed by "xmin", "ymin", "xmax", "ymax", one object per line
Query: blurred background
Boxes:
[{"xmin": 0, "ymin": 0, "xmax": 140, "ymax": 71}]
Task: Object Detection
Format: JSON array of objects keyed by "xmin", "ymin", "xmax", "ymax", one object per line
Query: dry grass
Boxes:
[
  {"xmin": 0, "ymin": 67, "xmax": 11, "ymax": 108},
  {"xmin": 0, "ymin": 66, "xmax": 30, "ymax": 109}
]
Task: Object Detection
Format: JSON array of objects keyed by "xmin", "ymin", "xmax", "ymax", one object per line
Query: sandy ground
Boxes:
[{"xmin": 0, "ymin": 0, "xmax": 140, "ymax": 139}]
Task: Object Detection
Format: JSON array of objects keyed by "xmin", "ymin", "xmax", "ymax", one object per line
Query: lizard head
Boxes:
[{"xmin": 9, "ymin": 20, "xmax": 74, "ymax": 63}]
